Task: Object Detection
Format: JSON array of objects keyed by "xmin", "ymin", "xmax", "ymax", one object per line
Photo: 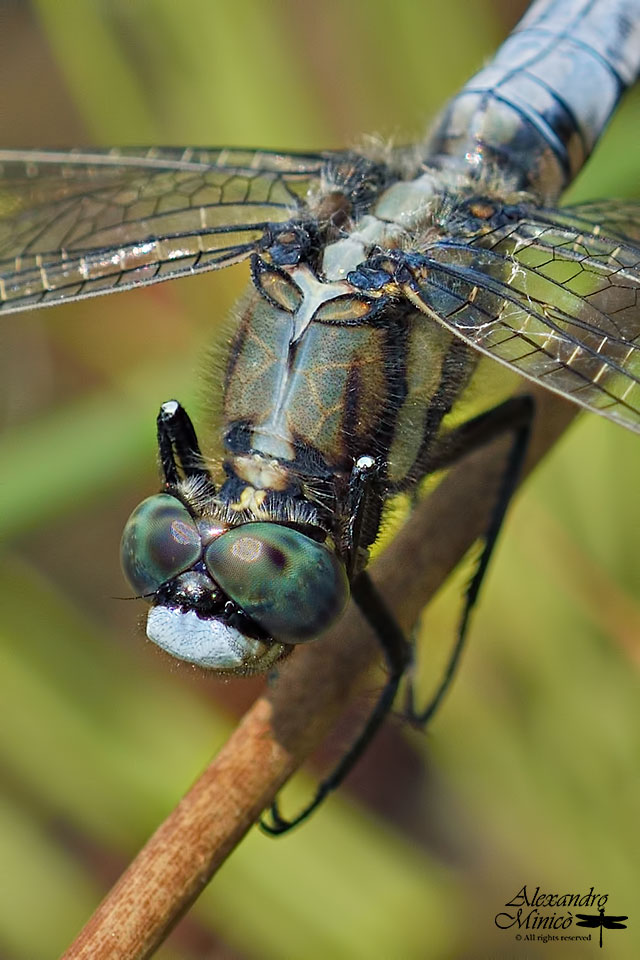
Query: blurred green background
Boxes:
[{"xmin": 0, "ymin": 1, "xmax": 638, "ymax": 958}]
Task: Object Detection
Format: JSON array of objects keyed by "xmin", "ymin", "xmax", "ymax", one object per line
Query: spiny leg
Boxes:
[
  {"xmin": 157, "ymin": 399, "xmax": 214, "ymax": 489},
  {"xmin": 418, "ymin": 394, "xmax": 535, "ymax": 477},
  {"xmin": 261, "ymin": 455, "xmax": 409, "ymax": 834},
  {"xmin": 406, "ymin": 394, "xmax": 535, "ymax": 725},
  {"xmin": 260, "ymin": 570, "xmax": 411, "ymax": 835},
  {"xmin": 260, "ymin": 396, "xmax": 534, "ymax": 833},
  {"xmin": 344, "ymin": 454, "xmax": 385, "ymax": 578}
]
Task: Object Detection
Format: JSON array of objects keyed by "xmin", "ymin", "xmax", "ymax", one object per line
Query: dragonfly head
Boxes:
[{"xmin": 120, "ymin": 493, "xmax": 350, "ymax": 674}]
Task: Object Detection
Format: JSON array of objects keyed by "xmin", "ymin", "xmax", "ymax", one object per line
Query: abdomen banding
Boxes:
[{"xmin": 427, "ymin": 0, "xmax": 640, "ymax": 200}]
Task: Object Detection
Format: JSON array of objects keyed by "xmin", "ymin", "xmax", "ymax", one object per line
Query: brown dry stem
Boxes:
[{"xmin": 62, "ymin": 389, "xmax": 576, "ymax": 960}]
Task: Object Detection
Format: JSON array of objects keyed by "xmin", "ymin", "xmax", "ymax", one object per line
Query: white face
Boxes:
[{"xmin": 146, "ymin": 606, "xmax": 287, "ymax": 673}]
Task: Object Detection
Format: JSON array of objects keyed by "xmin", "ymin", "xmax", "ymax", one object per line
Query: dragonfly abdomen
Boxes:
[{"xmin": 427, "ymin": 0, "xmax": 640, "ymax": 201}]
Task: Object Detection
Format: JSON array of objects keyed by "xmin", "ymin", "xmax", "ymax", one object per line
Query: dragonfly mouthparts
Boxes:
[{"xmin": 146, "ymin": 604, "xmax": 289, "ymax": 674}]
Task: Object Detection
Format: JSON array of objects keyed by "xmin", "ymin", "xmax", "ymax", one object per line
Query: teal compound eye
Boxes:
[
  {"xmin": 120, "ymin": 494, "xmax": 202, "ymax": 597},
  {"xmin": 204, "ymin": 522, "xmax": 349, "ymax": 643}
]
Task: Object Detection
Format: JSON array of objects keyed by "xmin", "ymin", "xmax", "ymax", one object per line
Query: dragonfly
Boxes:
[
  {"xmin": 1, "ymin": 0, "xmax": 639, "ymax": 834},
  {"xmin": 575, "ymin": 907, "xmax": 628, "ymax": 949}
]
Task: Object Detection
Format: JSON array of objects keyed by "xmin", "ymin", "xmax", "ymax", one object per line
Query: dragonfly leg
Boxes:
[
  {"xmin": 156, "ymin": 399, "xmax": 214, "ymax": 489},
  {"xmin": 260, "ymin": 570, "xmax": 411, "ymax": 835},
  {"xmin": 406, "ymin": 394, "xmax": 535, "ymax": 725},
  {"xmin": 344, "ymin": 454, "xmax": 385, "ymax": 578},
  {"xmin": 261, "ymin": 395, "xmax": 533, "ymax": 833},
  {"xmin": 419, "ymin": 394, "xmax": 535, "ymax": 476}
]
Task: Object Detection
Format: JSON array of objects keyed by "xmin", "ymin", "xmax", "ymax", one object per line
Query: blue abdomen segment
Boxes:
[{"xmin": 427, "ymin": 0, "xmax": 640, "ymax": 200}]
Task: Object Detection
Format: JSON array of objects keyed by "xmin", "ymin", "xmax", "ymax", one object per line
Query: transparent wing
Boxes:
[
  {"xmin": 402, "ymin": 199, "xmax": 640, "ymax": 432},
  {"xmin": 0, "ymin": 146, "xmax": 350, "ymax": 314},
  {"xmin": 547, "ymin": 199, "xmax": 640, "ymax": 245}
]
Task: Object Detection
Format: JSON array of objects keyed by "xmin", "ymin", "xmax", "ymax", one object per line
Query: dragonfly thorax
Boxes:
[{"xmin": 220, "ymin": 239, "xmax": 476, "ymax": 528}]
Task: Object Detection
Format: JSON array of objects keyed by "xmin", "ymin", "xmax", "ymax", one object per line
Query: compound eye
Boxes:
[
  {"xmin": 204, "ymin": 523, "xmax": 349, "ymax": 642},
  {"xmin": 121, "ymin": 494, "xmax": 202, "ymax": 598}
]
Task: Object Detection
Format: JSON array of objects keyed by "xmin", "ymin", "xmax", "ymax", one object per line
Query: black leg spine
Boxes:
[
  {"xmin": 407, "ymin": 394, "xmax": 535, "ymax": 725},
  {"xmin": 260, "ymin": 571, "xmax": 411, "ymax": 835}
]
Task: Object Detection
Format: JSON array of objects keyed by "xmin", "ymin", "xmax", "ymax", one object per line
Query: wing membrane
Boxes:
[
  {"xmin": 547, "ymin": 199, "xmax": 640, "ymax": 245},
  {"xmin": 403, "ymin": 200, "xmax": 640, "ymax": 432},
  {"xmin": 0, "ymin": 147, "xmax": 345, "ymax": 313}
]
